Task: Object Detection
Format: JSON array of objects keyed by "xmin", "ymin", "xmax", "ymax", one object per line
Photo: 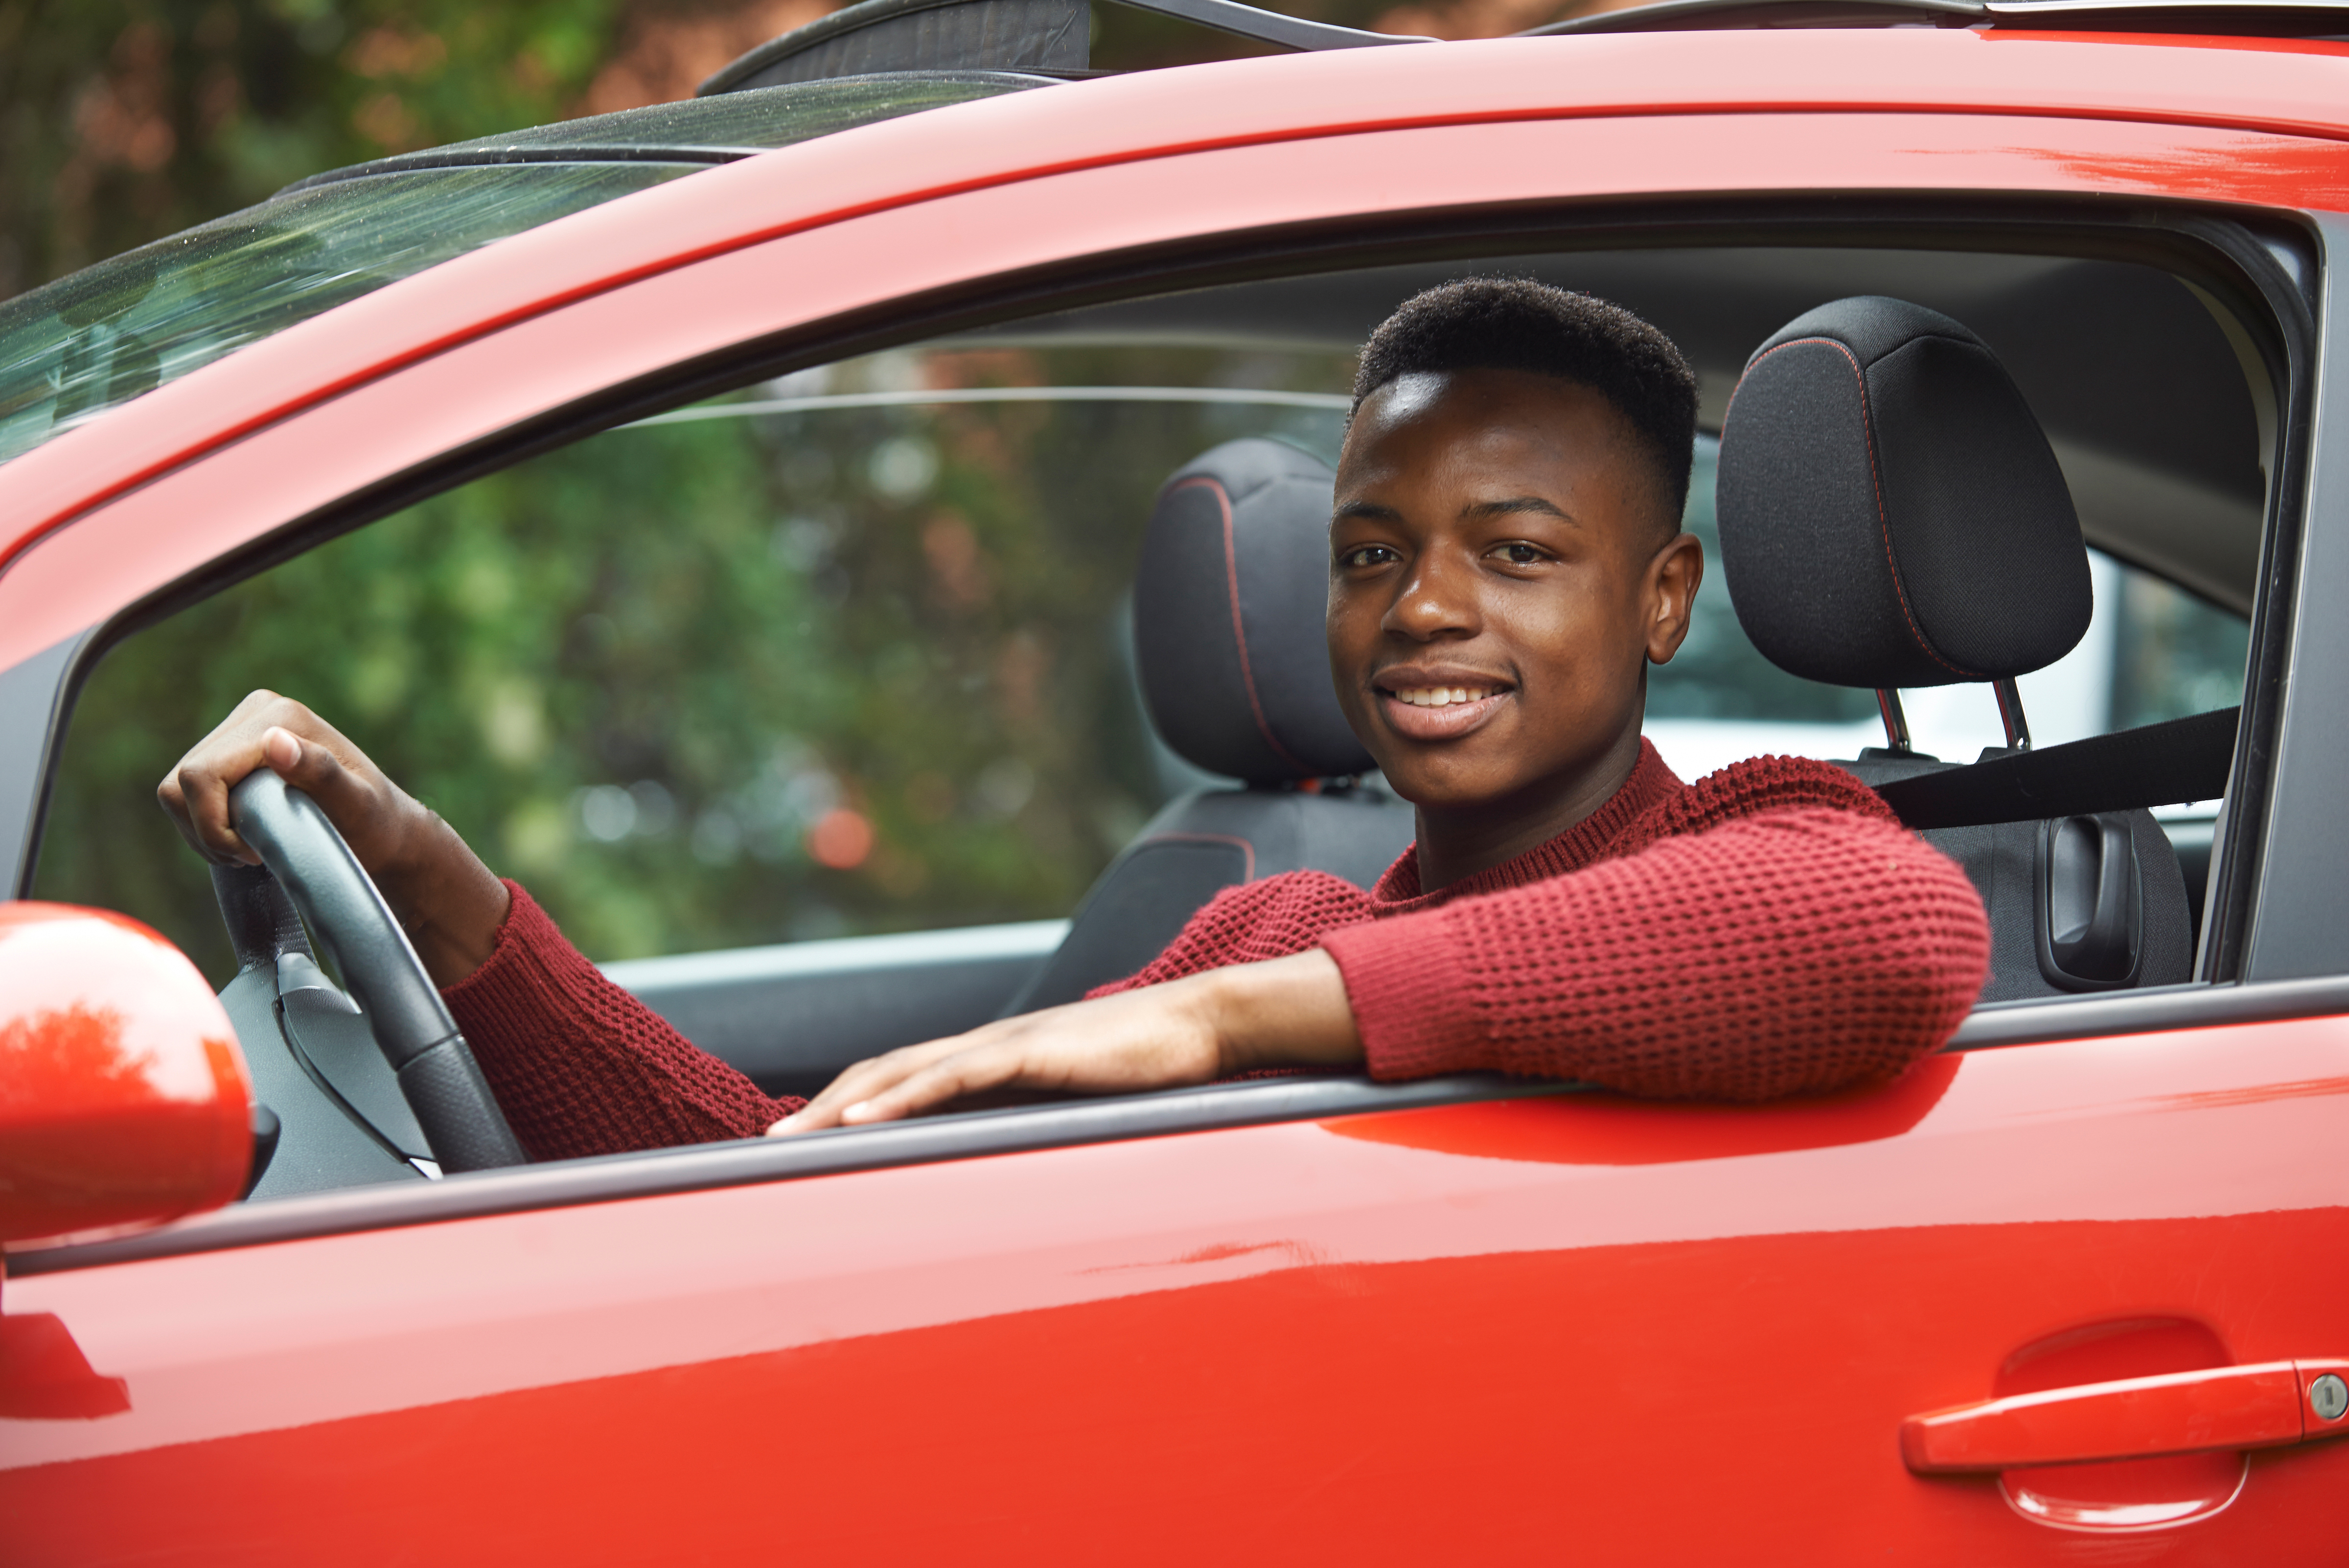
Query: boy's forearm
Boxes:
[
  {"xmin": 1207, "ymin": 948, "xmax": 1364, "ymax": 1075},
  {"xmin": 382, "ymin": 814, "xmax": 511, "ymax": 989}
]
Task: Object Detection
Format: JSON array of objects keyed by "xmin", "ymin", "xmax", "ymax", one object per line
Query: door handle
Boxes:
[{"xmin": 1902, "ymin": 1359, "xmax": 2349, "ymax": 1473}]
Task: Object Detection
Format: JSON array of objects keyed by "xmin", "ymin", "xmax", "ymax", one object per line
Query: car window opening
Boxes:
[{"xmin": 30, "ymin": 239, "xmax": 2269, "ymax": 1202}]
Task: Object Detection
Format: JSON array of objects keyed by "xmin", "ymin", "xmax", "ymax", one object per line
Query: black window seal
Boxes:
[{"xmin": 4, "ymin": 1072, "xmax": 1570, "ymax": 1276}]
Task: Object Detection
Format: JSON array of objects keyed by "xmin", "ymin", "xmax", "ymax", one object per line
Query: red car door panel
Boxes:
[{"xmin": 6, "ymin": 1015, "xmax": 2345, "ymax": 1564}]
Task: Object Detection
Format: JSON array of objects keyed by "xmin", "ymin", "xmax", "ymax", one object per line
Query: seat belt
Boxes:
[{"xmin": 1872, "ymin": 707, "xmax": 2239, "ymax": 830}]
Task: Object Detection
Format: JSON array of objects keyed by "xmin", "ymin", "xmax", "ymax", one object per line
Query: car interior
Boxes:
[{"xmin": 29, "ymin": 236, "xmax": 2274, "ymax": 1198}]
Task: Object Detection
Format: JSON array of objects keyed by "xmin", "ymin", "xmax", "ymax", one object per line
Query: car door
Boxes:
[{"xmin": 7, "ymin": 45, "xmax": 2349, "ymax": 1564}]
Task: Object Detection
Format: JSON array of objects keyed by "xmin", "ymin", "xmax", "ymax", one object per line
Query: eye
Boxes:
[
  {"xmin": 1489, "ymin": 542, "xmax": 1548, "ymax": 566},
  {"xmin": 1338, "ymin": 544, "xmax": 1401, "ymax": 569}
]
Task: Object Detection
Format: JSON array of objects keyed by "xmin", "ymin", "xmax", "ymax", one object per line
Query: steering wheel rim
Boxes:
[{"xmin": 228, "ymin": 769, "xmax": 527, "ymax": 1173}]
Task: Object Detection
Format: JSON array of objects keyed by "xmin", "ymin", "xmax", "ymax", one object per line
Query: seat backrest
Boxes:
[
  {"xmin": 1001, "ymin": 438, "xmax": 1415, "ymax": 1015},
  {"xmin": 1716, "ymin": 296, "xmax": 2192, "ymax": 1000}
]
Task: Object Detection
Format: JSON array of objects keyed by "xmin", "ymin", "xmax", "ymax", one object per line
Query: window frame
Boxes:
[{"xmin": 0, "ymin": 116, "xmax": 2333, "ymax": 1273}]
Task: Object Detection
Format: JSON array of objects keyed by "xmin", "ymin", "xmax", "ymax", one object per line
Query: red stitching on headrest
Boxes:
[
  {"xmin": 1734, "ymin": 337, "xmax": 1980, "ymax": 683},
  {"xmin": 1169, "ymin": 474, "xmax": 1314, "ymax": 777}
]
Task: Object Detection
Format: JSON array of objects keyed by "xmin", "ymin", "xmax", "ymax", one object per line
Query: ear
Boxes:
[{"xmin": 1642, "ymin": 531, "xmax": 1704, "ymax": 666}]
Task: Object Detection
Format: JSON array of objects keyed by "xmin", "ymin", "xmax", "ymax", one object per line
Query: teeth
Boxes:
[{"xmin": 1391, "ymin": 686, "xmax": 1499, "ymax": 708}]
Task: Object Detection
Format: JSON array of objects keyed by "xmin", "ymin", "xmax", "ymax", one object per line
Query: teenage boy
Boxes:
[{"xmin": 160, "ymin": 279, "xmax": 1989, "ymax": 1159}]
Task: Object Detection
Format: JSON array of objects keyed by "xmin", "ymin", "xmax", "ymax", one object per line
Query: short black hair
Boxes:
[{"xmin": 1353, "ymin": 277, "xmax": 1699, "ymax": 528}]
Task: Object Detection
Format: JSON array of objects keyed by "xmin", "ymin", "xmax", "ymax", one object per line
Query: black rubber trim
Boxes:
[
  {"xmin": 1874, "ymin": 707, "xmax": 2239, "ymax": 829},
  {"xmin": 1110, "ymin": 0, "xmax": 1431, "ymax": 48},
  {"xmin": 704, "ymin": 0, "xmax": 1424, "ymax": 88},
  {"xmin": 2, "ymin": 1072, "xmax": 1571, "ymax": 1276},
  {"xmin": 1946, "ymin": 972, "xmax": 2349, "ymax": 1050},
  {"xmin": 1530, "ymin": 0, "xmax": 1981, "ymax": 32}
]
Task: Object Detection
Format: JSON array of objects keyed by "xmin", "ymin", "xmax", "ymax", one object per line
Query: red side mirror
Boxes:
[{"xmin": 0, "ymin": 902, "xmax": 252, "ymax": 1250}]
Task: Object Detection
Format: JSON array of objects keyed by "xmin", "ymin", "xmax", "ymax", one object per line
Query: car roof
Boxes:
[{"xmin": 0, "ymin": 28, "xmax": 2340, "ymax": 592}]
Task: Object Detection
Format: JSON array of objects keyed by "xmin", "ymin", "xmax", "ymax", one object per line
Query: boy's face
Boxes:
[{"xmin": 1327, "ymin": 367, "xmax": 1701, "ymax": 814}]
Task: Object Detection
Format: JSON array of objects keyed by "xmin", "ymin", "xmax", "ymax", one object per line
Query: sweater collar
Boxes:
[{"xmin": 1367, "ymin": 738, "xmax": 1685, "ymax": 912}]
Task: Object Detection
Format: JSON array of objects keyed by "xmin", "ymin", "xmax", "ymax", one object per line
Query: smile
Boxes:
[
  {"xmin": 1376, "ymin": 684, "xmax": 1512, "ymax": 741},
  {"xmin": 1389, "ymin": 685, "xmax": 1504, "ymax": 708}
]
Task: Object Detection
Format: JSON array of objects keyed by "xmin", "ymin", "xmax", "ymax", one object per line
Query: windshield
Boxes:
[{"xmin": 0, "ymin": 73, "xmax": 1051, "ymax": 471}]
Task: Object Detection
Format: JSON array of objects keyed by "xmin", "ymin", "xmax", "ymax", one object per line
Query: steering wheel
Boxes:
[{"xmin": 227, "ymin": 769, "xmax": 527, "ymax": 1174}]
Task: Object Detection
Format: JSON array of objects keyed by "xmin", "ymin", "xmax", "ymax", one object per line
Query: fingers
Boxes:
[
  {"xmin": 767, "ymin": 983, "xmax": 1233, "ymax": 1136},
  {"xmin": 770, "ymin": 1034, "xmax": 990, "ymax": 1135},
  {"xmin": 259, "ymin": 724, "xmax": 374, "ymax": 824},
  {"xmin": 157, "ymin": 692, "xmax": 410, "ymax": 872},
  {"xmin": 157, "ymin": 690, "xmax": 300, "ymax": 864}
]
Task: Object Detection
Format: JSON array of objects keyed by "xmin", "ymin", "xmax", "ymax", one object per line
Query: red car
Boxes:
[{"xmin": 4, "ymin": 0, "xmax": 2348, "ymax": 1560}]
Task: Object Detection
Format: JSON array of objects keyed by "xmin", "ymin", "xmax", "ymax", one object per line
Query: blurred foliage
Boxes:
[
  {"xmin": 0, "ymin": 0, "xmax": 628, "ymax": 300},
  {"xmin": 38, "ymin": 345, "xmax": 1358, "ymax": 980},
  {"xmin": 2111, "ymin": 570, "xmax": 2251, "ymax": 731}
]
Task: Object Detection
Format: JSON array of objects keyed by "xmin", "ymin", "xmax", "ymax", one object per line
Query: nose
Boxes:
[{"xmin": 1382, "ymin": 547, "xmax": 1480, "ymax": 643}]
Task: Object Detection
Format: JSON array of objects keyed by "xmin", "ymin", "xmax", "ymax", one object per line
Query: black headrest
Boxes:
[
  {"xmin": 1716, "ymin": 296, "xmax": 2092, "ymax": 688},
  {"xmin": 1133, "ymin": 438, "xmax": 1372, "ymax": 783}
]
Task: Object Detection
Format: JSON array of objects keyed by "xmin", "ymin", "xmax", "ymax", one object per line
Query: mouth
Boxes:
[{"xmin": 1374, "ymin": 676, "xmax": 1515, "ymax": 742}]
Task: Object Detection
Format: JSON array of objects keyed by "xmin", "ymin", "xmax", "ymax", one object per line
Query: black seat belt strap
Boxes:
[{"xmin": 1873, "ymin": 706, "xmax": 2239, "ymax": 830}]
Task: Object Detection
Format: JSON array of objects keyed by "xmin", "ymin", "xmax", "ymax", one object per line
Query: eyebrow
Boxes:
[
  {"xmin": 1465, "ymin": 496, "xmax": 1574, "ymax": 523},
  {"xmin": 1334, "ymin": 496, "xmax": 1573, "ymax": 524}
]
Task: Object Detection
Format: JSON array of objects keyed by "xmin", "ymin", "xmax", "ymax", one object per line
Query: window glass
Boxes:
[{"xmin": 36, "ymin": 343, "xmax": 1353, "ymax": 983}]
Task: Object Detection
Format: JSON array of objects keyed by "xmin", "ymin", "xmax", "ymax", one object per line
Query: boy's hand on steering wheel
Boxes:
[
  {"xmin": 158, "ymin": 690, "xmax": 510, "ymax": 986},
  {"xmin": 769, "ymin": 948, "xmax": 1363, "ymax": 1134}
]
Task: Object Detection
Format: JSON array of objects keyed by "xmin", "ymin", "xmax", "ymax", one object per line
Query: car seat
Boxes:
[
  {"xmin": 999, "ymin": 438, "xmax": 1416, "ymax": 1014},
  {"xmin": 1715, "ymin": 295, "xmax": 2194, "ymax": 1001}
]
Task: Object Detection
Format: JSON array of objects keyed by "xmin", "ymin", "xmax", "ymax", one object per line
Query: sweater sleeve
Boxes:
[
  {"xmin": 440, "ymin": 881, "xmax": 803, "ymax": 1161},
  {"xmin": 1320, "ymin": 807, "xmax": 1989, "ymax": 1101},
  {"xmin": 1085, "ymin": 870, "xmax": 1380, "ymax": 1000}
]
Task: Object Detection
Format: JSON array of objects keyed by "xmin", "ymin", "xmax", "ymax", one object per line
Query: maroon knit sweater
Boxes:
[{"xmin": 442, "ymin": 742, "xmax": 1989, "ymax": 1162}]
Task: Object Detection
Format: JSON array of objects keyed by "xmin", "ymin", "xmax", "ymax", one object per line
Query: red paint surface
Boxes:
[
  {"xmin": 4, "ymin": 1018, "xmax": 2346, "ymax": 1563},
  {"xmin": 0, "ymin": 905, "xmax": 249, "ymax": 1249}
]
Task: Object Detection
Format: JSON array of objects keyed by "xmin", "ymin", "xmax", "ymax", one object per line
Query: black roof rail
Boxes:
[
  {"xmin": 700, "ymin": 0, "xmax": 1430, "ymax": 96},
  {"xmin": 1525, "ymin": 0, "xmax": 2349, "ymax": 33}
]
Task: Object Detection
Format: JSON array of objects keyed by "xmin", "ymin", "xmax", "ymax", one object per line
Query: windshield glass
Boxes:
[{"xmin": 0, "ymin": 73, "xmax": 1049, "ymax": 471}]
